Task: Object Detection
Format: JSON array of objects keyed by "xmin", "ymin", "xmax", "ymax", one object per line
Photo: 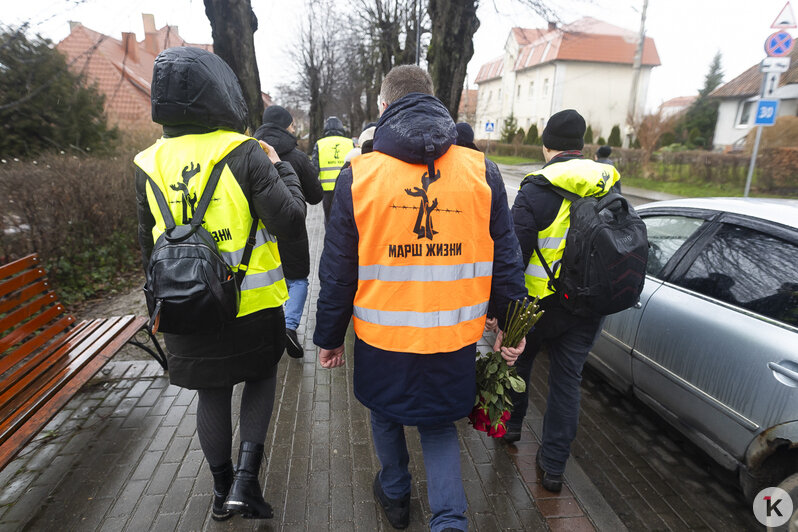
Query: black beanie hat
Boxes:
[
  {"xmin": 261, "ymin": 105, "xmax": 293, "ymax": 129},
  {"xmin": 542, "ymin": 109, "xmax": 586, "ymax": 151}
]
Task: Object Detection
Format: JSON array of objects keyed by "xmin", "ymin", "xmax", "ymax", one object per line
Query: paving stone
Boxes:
[{"xmin": 127, "ymin": 493, "xmax": 164, "ymax": 530}]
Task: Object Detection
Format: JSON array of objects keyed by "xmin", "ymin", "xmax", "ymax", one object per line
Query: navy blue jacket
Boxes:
[{"xmin": 313, "ymin": 93, "xmax": 526, "ymax": 425}]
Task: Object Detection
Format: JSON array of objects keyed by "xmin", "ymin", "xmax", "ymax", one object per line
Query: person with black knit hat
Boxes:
[
  {"xmin": 254, "ymin": 106, "xmax": 323, "ymax": 360},
  {"xmin": 504, "ymin": 109, "xmax": 622, "ymax": 493}
]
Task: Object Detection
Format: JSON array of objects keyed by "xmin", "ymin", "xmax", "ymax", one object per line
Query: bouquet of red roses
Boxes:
[{"xmin": 469, "ymin": 298, "xmax": 542, "ymax": 438}]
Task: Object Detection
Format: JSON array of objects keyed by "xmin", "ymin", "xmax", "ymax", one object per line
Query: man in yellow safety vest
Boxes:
[{"xmin": 310, "ymin": 116, "xmax": 354, "ymax": 223}]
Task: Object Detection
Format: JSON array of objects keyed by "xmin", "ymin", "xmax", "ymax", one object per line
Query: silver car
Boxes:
[{"xmin": 587, "ymin": 198, "xmax": 798, "ymax": 510}]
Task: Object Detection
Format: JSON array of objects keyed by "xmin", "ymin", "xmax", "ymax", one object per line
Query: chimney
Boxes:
[
  {"xmin": 142, "ymin": 14, "xmax": 156, "ymax": 33},
  {"xmin": 68, "ymin": 21, "xmax": 81, "ymax": 32},
  {"xmin": 548, "ymin": 21, "xmax": 557, "ymax": 31},
  {"xmin": 122, "ymin": 32, "xmax": 139, "ymax": 63}
]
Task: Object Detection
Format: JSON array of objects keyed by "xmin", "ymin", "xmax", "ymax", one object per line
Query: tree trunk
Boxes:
[
  {"xmin": 203, "ymin": 0, "xmax": 264, "ymax": 133},
  {"xmin": 427, "ymin": 0, "xmax": 479, "ymax": 121}
]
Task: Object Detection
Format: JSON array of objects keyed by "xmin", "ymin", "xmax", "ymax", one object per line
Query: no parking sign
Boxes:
[{"xmin": 765, "ymin": 31, "xmax": 794, "ymax": 56}]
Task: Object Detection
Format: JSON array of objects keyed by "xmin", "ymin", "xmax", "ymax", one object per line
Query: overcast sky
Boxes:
[{"xmin": 5, "ymin": 0, "xmax": 795, "ymax": 111}]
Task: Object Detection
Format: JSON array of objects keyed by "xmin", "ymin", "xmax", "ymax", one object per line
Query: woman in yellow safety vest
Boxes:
[{"xmin": 134, "ymin": 47, "xmax": 306, "ymax": 522}]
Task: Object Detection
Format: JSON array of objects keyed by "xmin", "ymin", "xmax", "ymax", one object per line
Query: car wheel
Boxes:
[{"xmin": 768, "ymin": 472, "xmax": 798, "ymax": 532}]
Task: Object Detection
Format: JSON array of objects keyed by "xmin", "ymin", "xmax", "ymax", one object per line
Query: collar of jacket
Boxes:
[{"xmin": 163, "ymin": 124, "xmax": 216, "ymax": 138}]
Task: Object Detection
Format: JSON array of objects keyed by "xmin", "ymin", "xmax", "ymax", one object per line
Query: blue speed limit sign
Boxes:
[{"xmin": 755, "ymin": 100, "xmax": 779, "ymax": 126}]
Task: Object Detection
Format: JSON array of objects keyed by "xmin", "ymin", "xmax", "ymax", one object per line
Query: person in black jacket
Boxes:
[
  {"xmin": 254, "ymin": 106, "xmax": 323, "ymax": 359},
  {"xmin": 135, "ymin": 48, "xmax": 306, "ymax": 522}
]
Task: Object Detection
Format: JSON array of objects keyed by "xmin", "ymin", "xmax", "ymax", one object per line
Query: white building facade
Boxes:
[{"xmin": 474, "ymin": 18, "xmax": 660, "ymax": 141}]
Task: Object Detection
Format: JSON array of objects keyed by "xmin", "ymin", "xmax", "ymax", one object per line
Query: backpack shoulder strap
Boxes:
[
  {"xmin": 190, "ymin": 159, "xmax": 227, "ymax": 228},
  {"xmin": 546, "ymin": 184, "xmax": 582, "ymax": 203},
  {"xmin": 145, "ymin": 173, "xmax": 177, "ymax": 230}
]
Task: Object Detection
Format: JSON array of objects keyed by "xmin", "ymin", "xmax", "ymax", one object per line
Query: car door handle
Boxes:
[{"xmin": 768, "ymin": 362, "xmax": 798, "ymax": 386}]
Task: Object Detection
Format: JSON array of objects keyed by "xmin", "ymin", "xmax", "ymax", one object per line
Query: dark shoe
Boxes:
[
  {"xmin": 373, "ymin": 473, "xmax": 410, "ymax": 529},
  {"xmin": 536, "ymin": 448, "xmax": 563, "ymax": 493},
  {"xmin": 285, "ymin": 328, "xmax": 303, "ymax": 359},
  {"xmin": 223, "ymin": 442, "xmax": 274, "ymax": 519},
  {"xmin": 502, "ymin": 425, "xmax": 522, "ymax": 444},
  {"xmin": 209, "ymin": 460, "xmax": 234, "ymax": 521}
]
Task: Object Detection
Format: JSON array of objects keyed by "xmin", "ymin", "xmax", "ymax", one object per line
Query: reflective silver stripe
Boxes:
[
  {"xmin": 220, "ymin": 228, "xmax": 277, "ymax": 265},
  {"xmin": 319, "ymin": 167, "xmax": 341, "ymax": 172},
  {"xmin": 240, "ymin": 265, "xmax": 284, "ymax": 291},
  {"xmin": 320, "ymin": 178, "xmax": 337, "ymax": 183},
  {"xmin": 359, "ymin": 262, "xmax": 493, "ymax": 282},
  {"xmin": 353, "ymin": 301, "xmax": 488, "ymax": 328},
  {"xmin": 524, "ymin": 259, "xmax": 560, "ymax": 278},
  {"xmin": 538, "ymin": 236, "xmax": 565, "ymax": 249},
  {"xmin": 538, "ymin": 228, "xmax": 568, "ymax": 250}
]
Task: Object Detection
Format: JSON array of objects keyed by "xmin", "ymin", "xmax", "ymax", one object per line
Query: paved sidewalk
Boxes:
[{"xmin": 0, "ymin": 203, "xmax": 626, "ymax": 531}]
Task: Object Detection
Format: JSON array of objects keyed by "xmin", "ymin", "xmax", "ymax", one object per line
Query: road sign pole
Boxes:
[
  {"xmin": 486, "ymin": 132, "xmax": 491, "ymax": 154},
  {"xmin": 744, "ymin": 125, "xmax": 763, "ymax": 197}
]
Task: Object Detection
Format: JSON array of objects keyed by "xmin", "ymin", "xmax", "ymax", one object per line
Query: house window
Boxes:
[
  {"xmin": 737, "ymin": 100, "xmax": 755, "ymax": 126},
  {"xmin": 543, "ymin": 78, "xmax": 549, "ymax": 97},
  {"xmin": 498, "ymin": 88, "xmax": 502, "ymax": 100},
  {"xmin": 517, "ymin": 85, "xmax": 521, "ymax": 97},
  {"xmin": 528, "ymin": 82, "xmax": 534, "ymax": 97}
]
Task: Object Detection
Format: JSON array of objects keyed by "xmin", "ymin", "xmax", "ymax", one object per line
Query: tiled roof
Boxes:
[
  {"xmin": 56, "ymin": 22, "xmax": 214, "ymax": 126},
  {"xmin": 474, "ymin": 56, "xmax": 504, "ymax": 83},
  {"xmin": 711, "ymin": 45, "xmax": 798, "ymax": 98},
  {"xmin": 478, "ymin": 16, "xmax": 660, "ymax": 82},
  {"xmin": 659, "ymin": 95, "xmax": 697, "ymax": 109}
]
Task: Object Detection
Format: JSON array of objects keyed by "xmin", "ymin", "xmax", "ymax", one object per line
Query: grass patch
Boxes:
[{"xmin": 487, "ymin": 154, "xmax": 541, "ymax": 165}]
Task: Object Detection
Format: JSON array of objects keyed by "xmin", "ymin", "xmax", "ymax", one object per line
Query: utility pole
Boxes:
[
  {"xmin": 415, "ymin": 0, "xmax": 422, "ymax": 65},
  {"xmin": 625, "ymin": 0, "xmax": 648, "ymax": 148}
]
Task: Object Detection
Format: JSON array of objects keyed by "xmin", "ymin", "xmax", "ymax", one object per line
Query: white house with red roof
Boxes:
[
  {"xmin": 474, "ymin": 17, "xmax": 660, "ymax": 141},
  {"xmin": 56, "ymin": 14, "xmax": 270, "ymax": 129}
]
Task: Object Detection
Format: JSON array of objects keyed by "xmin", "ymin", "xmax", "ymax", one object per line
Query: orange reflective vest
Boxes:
[{"xmin": 350, "ymin": 146, "xmax": 494, "ymax": 354}]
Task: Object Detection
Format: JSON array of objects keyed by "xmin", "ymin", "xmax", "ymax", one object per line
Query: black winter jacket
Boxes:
[
  {"xmin": 253, "ymin": 123, "xmax": 322, "ymax": 279},
  {"xmin": 135, "ymin": 47, "xmax": 306, "ymax": 389}
]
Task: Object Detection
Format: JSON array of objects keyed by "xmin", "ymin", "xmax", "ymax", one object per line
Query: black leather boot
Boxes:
[
  {"xmin": 222, "ymin": 442, "xmax": 274, "ymax": 519},
  {"xmin": 209, "ymin": 460, "xmax": 233, "ymax": 521}
]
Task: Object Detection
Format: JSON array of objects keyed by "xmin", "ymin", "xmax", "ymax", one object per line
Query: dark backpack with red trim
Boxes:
[{"xmin": 534, "ymin": 188, "xmax": 648, "ymax": 317}]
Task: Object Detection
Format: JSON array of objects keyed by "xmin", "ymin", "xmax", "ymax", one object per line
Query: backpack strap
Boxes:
[
  {"xmin": 189, "ymin": 161, "xmax": 226, "ymax": 228},
  {"xmin": 145, "ymin": 175, "xmax": 177, "ymax": 230},
  {"xmin": 532, "ymin": 244, "xmax": 558, "ymax": 292},
  {"xmin": 235, "ymin": 219, "xmax": 260, "ymax": 287}
]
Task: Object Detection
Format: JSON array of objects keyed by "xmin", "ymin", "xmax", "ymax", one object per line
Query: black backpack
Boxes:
[
  {"xmin": 143, "ymin": 161, "xmax": 258, "ymax": 334},
  {"xmin": 534, "ymin": 187, "xmax": 648, "ymax": 317}
]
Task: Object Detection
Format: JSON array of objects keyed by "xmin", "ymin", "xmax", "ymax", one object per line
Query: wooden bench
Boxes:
[{"xmin": 0, "ymin": 254, "xmax": 166, "ymax": 470}]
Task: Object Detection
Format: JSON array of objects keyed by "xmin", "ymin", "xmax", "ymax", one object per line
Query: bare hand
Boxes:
[
  {"xmin": 258, "ymin": 140, "xmax": 281, "ymax": 164},
  {"xmin": 493, "ymin": 331, "xmax": 526, "ymax": 367},
  {"xmin": 319, "ymin": 345, "xmax": 345, "ymax": 368},
  {"xmin": 484, "ymin": 317, "xmax": 498, "ymax": 333}
]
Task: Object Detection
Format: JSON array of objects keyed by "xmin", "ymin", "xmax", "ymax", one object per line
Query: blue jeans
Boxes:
[
  {"xmin": 507, "ymin": 317, "xmax": 602, "ymax": 475},
  {"xmin": 283, "ymin": 278, "xmax": 308, "ymax": 331},
  {"xmin": 370, "ymin": 411, "xmax": 467, "ymax": 532}
]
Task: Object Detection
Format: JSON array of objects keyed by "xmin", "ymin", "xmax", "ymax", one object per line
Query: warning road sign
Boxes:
[
  {"xmin": 765, "ymin": 31, "xmax": 794, "ymax": 56},
  {"xmin": 772, "ymin": 2, "xmax": 797, "ymax": 29}
]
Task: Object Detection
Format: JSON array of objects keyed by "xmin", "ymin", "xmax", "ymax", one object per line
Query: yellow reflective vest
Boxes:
[
  {"xmin": 523, "ymin": 159, "xmax": 621, "ymax": 299},
  {"xmin": 316, "ymin": 135, "xmax": 354, "ymax": 191},
  {"xmin": 134, "ymin": 130, "xmax": 288, "ymax": 317}
]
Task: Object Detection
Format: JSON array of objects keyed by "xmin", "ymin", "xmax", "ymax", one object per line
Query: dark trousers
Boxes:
[
  {"xmin": 507, "ymin": 311, "xmax": 602, "ymax": 475},
  {"xmin": 322, "ymin": 191, "xmax": 334, "ymax": 224}
]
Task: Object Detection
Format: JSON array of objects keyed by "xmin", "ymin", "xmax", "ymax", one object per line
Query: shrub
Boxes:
[
  {"xmin": 585, "ymin": 125, "xmax": 594, "ymax": 144},
  {"xmin": 0, "ymin": 128, "xmax": 159, "ymax": 302},
  {"xmin": 608, "ymin": 125, "xmax": 622, "ymax": 147},
  {"xmin": 597, "ymin": 136, "xmax": 607, "ymax": 145},
  {"xmin": 524, "ymin": 125, "xmax": 539, "ymax": 145}
]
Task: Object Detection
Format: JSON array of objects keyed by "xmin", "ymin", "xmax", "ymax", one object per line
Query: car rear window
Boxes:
[{"xmin": 673, "ymin": 223, "xmax": 798, "ymax": 327}]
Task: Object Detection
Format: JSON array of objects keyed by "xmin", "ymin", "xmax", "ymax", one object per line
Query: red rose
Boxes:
[{"xmin": 468, "ymin": 405, "xmax": 491, "ymax": 433}]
